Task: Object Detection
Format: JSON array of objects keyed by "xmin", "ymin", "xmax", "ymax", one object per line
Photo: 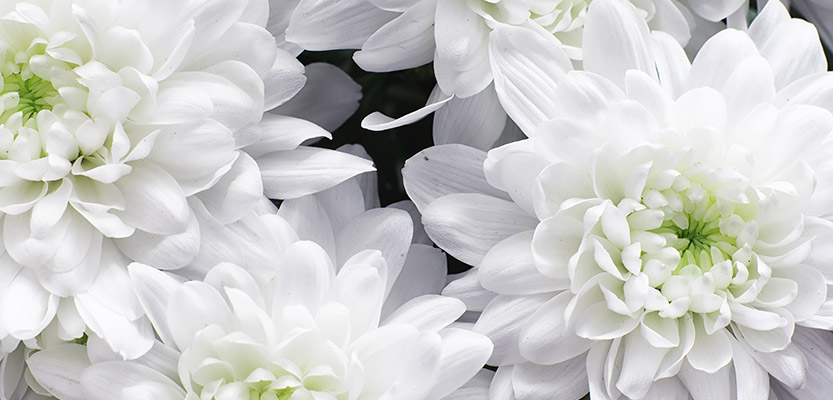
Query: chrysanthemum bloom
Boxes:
[
  {"xmin": 0, "ymin": 0, "xmax": 371, "ymax": 360},
  {"xmin": 284, "ymin": 0, "xmax": 728, "ymax": 151},
  {"xmin": 404, "ymin": 0, "xmax": 833, "ymax": 398},
  {"xmin": 25, "ymin": 172, "xmax": 493, "ymax": 400}
]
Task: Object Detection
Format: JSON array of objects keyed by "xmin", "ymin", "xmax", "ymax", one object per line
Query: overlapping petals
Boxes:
[
  {"xmin": 404, "ymin": 0, "xmax": 833, "ymax": 398},
  {"xmin": 0, "ymin": 0, "xmax": 371, "ymax": 363}
]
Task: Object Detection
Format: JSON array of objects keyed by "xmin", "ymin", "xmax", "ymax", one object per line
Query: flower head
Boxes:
[
  {"xmin": 404, "ymin": 0, "xmax": 833, "ymax": 398},
  {"xmin": 0, "ymin": 0, "xmax": 371, "ymax": 361},
  {"xmin": 26, "ymin": 170, "xmax": 492, "ymax": 400}
]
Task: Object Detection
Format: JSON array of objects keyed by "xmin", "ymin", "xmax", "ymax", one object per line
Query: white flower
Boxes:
[
  {"xmin": 0, "ymin": 0, "xmax": 371, "ymax": 361},
  {"xmin": 284, "ymin": 0, "xmax": 726, "ymax": 152},
  {"xmin": 25, "ymin": 171, "xmax": 492, "ymax": 400},
  {"xmin": 403, "ymin": 0, "xmax": 833, "ymax": 398}
]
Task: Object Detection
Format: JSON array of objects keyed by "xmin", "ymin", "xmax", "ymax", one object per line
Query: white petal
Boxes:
[
  {"xmin": 361, "ymin": 86, "xmax": 453, "ymax": 131},
  {"xmin": 114, "ymin": 211, "xmax": 200, "ymax": 270},
  {"xmin": 616, "ymin": 332, "xmax": 670, "ymax": 399},
  {"xmin": 723, "ymin": 55, "xmax": 777, "ymax": 120},
  {"xmin": 277, "ymin": 194, "xmax": 337, "ymax": 260},
  {"xmin": 257, "ymin": 146, "xmax": 375, "ymax": 199},
  {"xmin": 483, "ymin": 150, "xmax": 548, "ymax": 217},
  {"xmin": 336, "ymin": 208, "xmax": 413, "ymax": 298},
  {"xmin": 166, "ymin": 281, "xmax": 233, "ymax": 350},
  {"xmin": 382, "ymin": 295, "xmax": 465, "ymax": 331},
  {"xmin": 687, "ymin": 29, "xmax": 759, "ymax": 92},
  {"xmin": 0, "ymin": 267, "xmax": 57, "ymax": 340},
  {"xmin": 488, "ymin": 366, "xmax": 516, "ymax": 400},
  {"xmin": 334, "ymin": 261, "xmax": 386, "ymax": 337},
  {"xmin": 273, "ymin": 62, "xmax": 362, "ymax": 132},
  {"xmin": 81, "ymin": 361, "xmax": 185, "ymax": 400},
  {"xmin": 434, "ymin": 0, "xmax": 492, "ymax": 97},
  {"xmin": 442, "ymin": 269, "xmax": 496, "ymax": 312},
  {"xmin": 113, "ymin": 162, "xmax": 190, "ymax": 235},
  {"xmin": 740, "ymin": 337, "xmax": 805, "ymax": 391},
  {"xmin": 426, "ymin": 328, "xmax": 493, "ymax": 399},
  {"xmin": 782, "ymin": 327, "xmax": 833, "ymax": 398},
  {"xmin": 519, "ymin": 291, "xmax": 594, "ymax": 365},
  {"xmin": 651, "ymin": 31, "xmax": 691, "ymax": 98},
  {"xmin": 382, "ymin": 244, "xmax": 447, "ymax": 317},
  {"xmin": 26, "ymin": 343, "xmax": 90, "ymax": 400},
  {"xmin": 422, "ymin": 193, "xmax": 538, "ymax": 266},
  {"xmin": 286, "ymin": 0, "xmax": 396, "ymax": 50},
  {"xmin": 263, "ymin": 49, "xmax": 306, "ymax": 111},
  {"xmin": 149, "ymin": 120, "xmax": 236, "ymax": 183},
  {"xmin": 677, "ymin": 361, "xmax": 731, "ymax": 400},
  {"xmin": 757, "ymin": 18, "xmax": 826, "ymax": 89},
  {"xmin": 128, "ymin": 263, "xmax": 182, "ymax": 347},
  {"xmin": 197, "ymin": 152, "xmax": 263, "ymax": 225},
  {"xmin": 731, "ymin": 339, "xmax": 771, "ymax": 400},
  {"xmin": 551, "ymin": 71, "xmax": 626, "ymax": 126},
  {"xmin": 353, "ymin": 0, "xmax": 435, "ymax": 72},
  {"xmin": 402, "ymin": 144, "xmax": 510, "ymax": 213},
  {"xmin": 272, "ymin": 241, "xmax": 334, "ymax": 310},
  {"xmin": 531, "ymin": 213, "xmax": 583, "ymax": 280},
  {"xmin": 686, "ymin": 0, "xmax": 746, "ymax": 22},
  {"xmin": 687, "ymin": 317, "xmax": 733, "ymax": 373},
  {"xmin": 488, "ymin": 25, "xmax": 571, "ymax": 137},
  {"xmin": 583, "ymin": 0, "xmax": 657, "ymax": 88},
  {"xmin": 512, "ymin": 356, "xmax": 589, "ymax": 400},
  {"xmin": 474, "ymin": 295, "xmax": 549, "ymax": 365},
  {"xmin": 480, "ymin": 231, "xmax": 567, "ymax": 295},
  {"xmin": 433, "ymin": 84, "xmax": 506, "ymax": 151}
]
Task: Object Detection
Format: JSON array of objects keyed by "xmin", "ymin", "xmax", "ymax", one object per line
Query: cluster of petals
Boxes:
[
  {"xmin": 19, "ymin": 167, "xmax": 492, "ymax": 400},
  {"xmin": 404, "ymin": 0, "xmax": 833, "ymax": 398},
  {"xmin": 0, "ymin": 0, "xmax": 375, "ymax": 363},
  {"xmin": 282, "ymin": 0, "xmax": 750, "ymax": 152}
]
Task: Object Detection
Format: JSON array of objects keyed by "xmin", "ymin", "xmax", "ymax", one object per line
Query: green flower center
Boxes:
[
  {"xmin": 1, "ymin": 70, "xmax": 58, "ymax": 125},
  {"xmin": 248, "ymin": 385, "xmax": 295, "ymax": 400}
]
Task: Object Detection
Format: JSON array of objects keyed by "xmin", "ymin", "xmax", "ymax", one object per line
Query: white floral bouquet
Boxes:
[{"xmin": 1, "ymin": 0, "xmax": 833, "ymax": 399}]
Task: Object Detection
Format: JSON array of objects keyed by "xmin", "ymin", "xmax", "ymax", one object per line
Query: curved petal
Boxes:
[
  {"xmin": 583, "ymin": 0, "xmax": 657, "ymax": 89},
  {"xmin": 403, "ymin": 144, "xmax": 510, "ymax": 212},
  {"xmin": 488, "ymin": 25, "xmax": 571, "ymax": 137},
  {"xmin": 273, "ymin": 62, "xmax": 362, "ymax": 132},
  {"xmin": 422, "ymin": 193, "xmax": 538, "ymax": 266},
  {"xmin": 353, "ymin": 0, "xmax": 435, "ymax": 72},
  {"xmin": 257, "ymin": 147, "xmax": 375, "ymax": 199},
  {"xmin": 286, "ymin": 0, "xmax": 397, "ymax": 50}
]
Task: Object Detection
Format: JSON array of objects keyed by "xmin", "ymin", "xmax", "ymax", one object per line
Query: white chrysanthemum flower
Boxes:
[
  {"xmin": 283, "ymin": 0, "xmax": 728, "ymax": 151},
  {"xmin": 0, "ymin": 0, "xmax": 371, "ymax": 361},
  {"xmin": 25, "ymin": 167, "xmax": 492, "ymax": 400},
  {"xmin": 404, "ymin": 0, "xmax": 833, "ymax": 398}
]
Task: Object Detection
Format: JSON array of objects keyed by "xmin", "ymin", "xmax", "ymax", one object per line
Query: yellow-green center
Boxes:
[{"xmin": 1, "ymin": 71, "xmax": 58, "ymax": 124}]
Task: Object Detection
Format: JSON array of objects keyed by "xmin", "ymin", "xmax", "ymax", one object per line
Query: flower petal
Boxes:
[
  {"xmin": 488, "ymin": 25, "xmax": 571, "ymax": 136},
  {"xmin": 286, "ymin": 0, "xmax": 396, "ymax": 50},
  {"xmin": 257, "ymin": 147, "xmax": 375, "ymax": 199},
  {"xmin": 512, "ymin": 356, "xmax": 589, "ymax": 400},
  {"xmin": 381, "ymin": 244, "xmax": 447, "ymax": 317},
  {"xmin": 273, "ymin": 63, "xmax": 361, "ymax": 132},
  {"xmin": 335, "ymin": 208, "xmax": 413, "ymax": 298},
  {"xmin": 474, "ymin": 294, "xmax": 549, "ymax": 365},
  {"xmin": 353, "ymin": 0, "xmax": 435, "ymax": 72},
  {"xmin": 583, "ymin": 0, "xmax": 657, "ymax": 88},
  {"xmin": 480, "ymin": 231, "xmax": 568, "ymax": 295},
  {"xmin": 403, "ymin": 144, "xmax": 510, "ymax": 213},
  {"xmin": 27, "ymin": 343, "xmax": 91, "ymax": 400},
  {"xmin": 422, "ymin": 193, "xmax": 538, "ymax": 266},
  {"xmin": 519, "ymin": 291, "xmax": 594, "ymax": 365},
  {"xmin": 433, "ymin": 84, "xmax": 506, "ymax": 151}
]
